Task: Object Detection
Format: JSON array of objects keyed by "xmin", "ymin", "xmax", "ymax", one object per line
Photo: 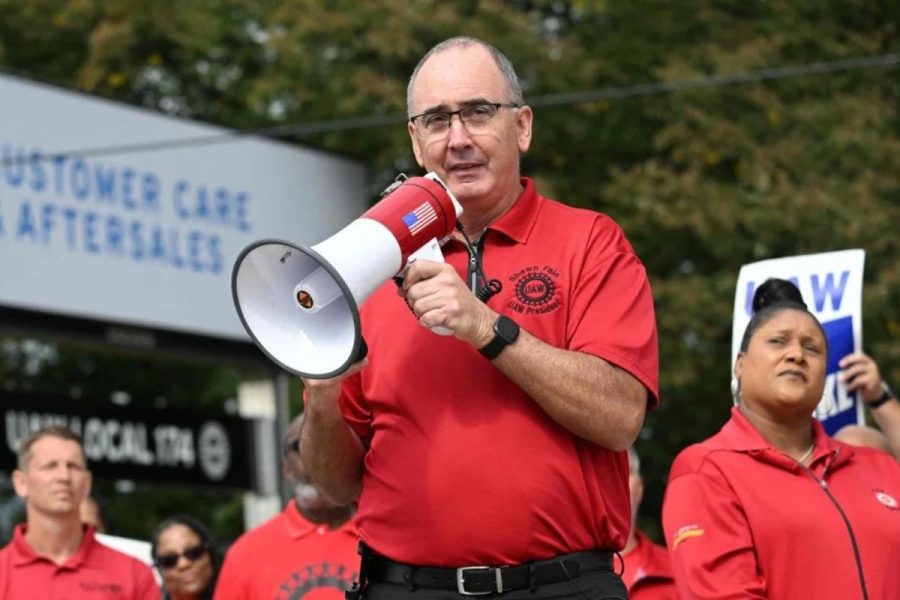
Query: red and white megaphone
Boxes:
[{"xmin": 232, "ymin": 172, "xmax": 462, "ymax": 379}]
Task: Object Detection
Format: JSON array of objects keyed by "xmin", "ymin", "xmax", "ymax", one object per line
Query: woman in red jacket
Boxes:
[{"xmin": 662, "ymin": 278, "xmax": 900, "ymax": 600}]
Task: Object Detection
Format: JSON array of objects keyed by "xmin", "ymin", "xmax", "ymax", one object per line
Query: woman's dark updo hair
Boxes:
[{"xmin": 739, "ymin": 278, "xmax": 826, "ymax": 352}]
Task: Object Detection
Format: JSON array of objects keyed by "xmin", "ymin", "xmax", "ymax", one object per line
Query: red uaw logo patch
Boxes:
[
  {"xmin": 507, "ymin": 265, "xmax": 561, "ymax": 316},
  {"xmin": 517, "ymin": 272, "xmax": 554, "ymax": 305},
  {"xmin": 874, "ymin": 489, "xmax": 898, "ymax": 510}
]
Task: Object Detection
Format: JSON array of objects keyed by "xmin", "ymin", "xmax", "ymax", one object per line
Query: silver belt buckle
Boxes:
[{"xmin": 456, "ymin": 565, "xmax": 502, "ymax": 596}]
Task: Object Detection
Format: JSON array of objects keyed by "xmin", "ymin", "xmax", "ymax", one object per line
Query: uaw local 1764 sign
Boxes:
[
  {"xmin": 2, "ymin": 393, "xmax": 254, "ymax": 489},
  {"xmin": 732, "ymin": 249, "xmax": 866, "ymax": 435},
  {"xmin": 0, "ymin": 72, "xmax": 367, "ymax": 342}
]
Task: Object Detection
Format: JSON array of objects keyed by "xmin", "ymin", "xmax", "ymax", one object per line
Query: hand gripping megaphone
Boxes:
[{"xmin": 231, "ymin": 173, "xmax": 462, "ymax": 379}]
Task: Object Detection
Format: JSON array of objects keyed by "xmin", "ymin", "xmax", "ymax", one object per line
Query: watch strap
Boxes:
[
  {"xmin": 479, "ymin": 316, "xmax": 519, "ymax": 360},
  {"xmin": 869, "ymin": 382, "xmax": 895, "ymax": 409}
]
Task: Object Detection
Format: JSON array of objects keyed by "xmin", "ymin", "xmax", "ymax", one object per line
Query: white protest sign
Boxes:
[{"xmin": 732, "ymin": 250, "xmax": 865, "ymax": 434}]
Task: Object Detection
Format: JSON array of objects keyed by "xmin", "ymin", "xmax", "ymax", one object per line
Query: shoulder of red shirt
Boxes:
[{"xmin": 224, "ymin": 502, "xmax": 356, "ymax": 559}]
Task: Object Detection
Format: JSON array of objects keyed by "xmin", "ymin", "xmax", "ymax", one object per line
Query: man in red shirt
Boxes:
[
  {"xmin": 302, "ymin": 36, "xmax": 658, "ymax": 599},
  {"xmin": 621, "ymin": 448, "xmax": 679, "ymax": 600},
  {"xmin": 0, "ymin": 425, "xmax": 159, "ymax": 599},
  {"xmin": 214, "ymin": 414, "xmax": 358, "ymax": 599}
]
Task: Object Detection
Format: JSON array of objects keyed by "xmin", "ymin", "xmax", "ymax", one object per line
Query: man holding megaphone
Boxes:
[{"xmin": 300, "ymin": 37, "xmax": 659, "ymax": 600}]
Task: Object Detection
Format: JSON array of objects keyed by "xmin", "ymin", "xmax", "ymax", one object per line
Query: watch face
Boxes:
[{"xmin": 496, "ymin": 316, "xmax": 520, "ymax": 342}]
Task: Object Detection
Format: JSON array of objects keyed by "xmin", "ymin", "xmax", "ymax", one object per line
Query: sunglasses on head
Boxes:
[{"xmin": 155, "ymin": 543, "xmax": 208, "ymax": 570}]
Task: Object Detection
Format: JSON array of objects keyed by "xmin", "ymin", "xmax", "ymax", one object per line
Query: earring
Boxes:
[{"xmin": 731, "ymin": 378, "xmax": 741, "ymax": 405}]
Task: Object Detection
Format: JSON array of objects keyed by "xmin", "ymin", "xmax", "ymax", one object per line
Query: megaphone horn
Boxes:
[{"xmin": 232, "ymin": 173, "xmax": 462, "ymax": 379}]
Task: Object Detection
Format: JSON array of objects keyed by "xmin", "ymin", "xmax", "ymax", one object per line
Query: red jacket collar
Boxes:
[
  {"xmin": 11, "ymin": 523, "xmax": 97, "ymax": 569},
  {"xmin": 716, "ymin": 406, "xmax": 853, "ymax": 472},
  {"xmin": 484, "ymin": 177, "xmax": 541, "ymax": 244}
]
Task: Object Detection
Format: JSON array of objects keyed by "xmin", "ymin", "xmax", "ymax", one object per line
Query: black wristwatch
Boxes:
[
  {"xmin": 869, "ymin": 381, "xmax": 896, "ymax": 409},
  {"xmin": 479, "ymin": 316, "xmax": 520, "ymax": 360}
]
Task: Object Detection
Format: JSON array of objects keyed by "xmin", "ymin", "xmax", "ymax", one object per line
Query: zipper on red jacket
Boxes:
[{"xmin": 803, "ymin": 448, "xmax": 869, "ymax": 600}]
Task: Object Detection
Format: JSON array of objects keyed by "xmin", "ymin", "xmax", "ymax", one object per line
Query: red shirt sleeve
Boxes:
[
  {"xmin": 663, "ymin": 466, "xmax": 766, "ymax": 599},
  {"xmin": 335, "ymin": 370, "xmax": 373, "ymax": 443},
  {"xmin": 567, "ymin": 218, "xmax": 658, "ymax": 404}
]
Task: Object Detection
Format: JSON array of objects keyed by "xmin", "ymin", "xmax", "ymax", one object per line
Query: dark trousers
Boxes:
[
  {"xmin": 362, "ymin": 571, "xmax": 627, "ymax": 599},
  {"xmin": 351, "ymin": 547, "xmax": 628, "ymax": 600}
]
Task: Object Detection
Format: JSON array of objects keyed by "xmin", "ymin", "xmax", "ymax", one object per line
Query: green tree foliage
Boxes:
[{"xmin": 1, "ymin": 0, "xmax": 897, "ymax": 543}]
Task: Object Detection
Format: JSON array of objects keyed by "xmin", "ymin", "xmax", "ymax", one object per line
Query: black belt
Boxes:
[{"xmin": 366, "ymin": 548, "xmax": 614, "ymax": 596}]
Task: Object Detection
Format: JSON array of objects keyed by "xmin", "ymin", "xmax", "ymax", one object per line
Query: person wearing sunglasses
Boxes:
[
  {"xmin": 151, "ymin": 514, "xmax": 218, "ymax": 600},
  {"xmin": 302, "ymin": 36, "xmax": 658, "ymax": 599}
]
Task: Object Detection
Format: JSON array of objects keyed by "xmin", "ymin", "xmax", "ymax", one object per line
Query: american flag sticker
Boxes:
[{"xmin": 401, "ymin": 202, "xmax": 438, "ymax": 235}]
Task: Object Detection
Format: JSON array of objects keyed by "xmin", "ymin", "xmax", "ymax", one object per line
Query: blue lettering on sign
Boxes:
[
  {"xmin": 129, "ymin": 221, "xmax": 145, "ymax": 261},
  {"xmin": 743, "ymin": 271, "xmax": 852, "ymax": 316},
  {"xmin": 40, "ymin": 203, "xmax": 56, "ymax": 243},
  {"xmin": 6, "ymin": 199, "xmax": 226, "ymax": 275},
  {"xmin": 62, "ymin": 206, "xmax": 78, "ymax": 248},
  {"xmin": 30, "ymin": 152, "xmax": 47, "ymax": 192},
  {"xmin": 743, "ymin": 276, "xmax": 800, "ymax": 316},
  {"xmin": 816, "ymin": 315, "xmax": 857, "ymax": 435},
  {"xmin": 105, "ymin": 215, "xmax": 125, "ymax": 255},
  {"xmin": 173, "ymin": 180, "xmax": 191, "ymax": 220},
  {"xmin": 171, "ymin": 179, "xmax": 252, "ymax": 232},
  {"xmin": 16, "ymin": 202, "xmax": 37, "ymax": 241},
  {"xmin": 83, "ymin": 211, "xmax": 101, "ymax": 253},
  {"xmin": 1, "ymin": 142, "xmax": 250, "ymax": 276},
  {"xmin": 121, "ymin": 168, "xmax": 137, "ymax": 209},
  {"xmin": 811, "ymin": 271, "xmax": 849, "ymax": 312},
  {"xmin": 95, "ymin": 164, "xmax": 116, "ymax": 203},
  {"xmin": 51, "ymin": 155, "xmax": 67, "ymax": 195},
  {"xmin": 2, "ymin": 146, "xmax": 25, "ymax": 188},
  {"xmin": 71, "ymin": 160, "xmax": 90, "ymax": 201}
]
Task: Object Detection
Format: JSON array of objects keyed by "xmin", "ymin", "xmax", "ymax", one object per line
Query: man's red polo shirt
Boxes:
[
  {"xmin": 0, "ymin": 524, "xmax": 159, "ymax": 599},
  {"xmin": 214, "ymin": 502, "xmax": 359, "ymax": 599},
  {"xmin": 338, "ymin": 178, "xmax": 659, "ymax": 566}
]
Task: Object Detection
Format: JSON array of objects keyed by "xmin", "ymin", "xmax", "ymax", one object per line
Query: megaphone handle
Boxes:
[{"xmin": 355, "ymin": 337, "xmax": 369, "ymax": 364}]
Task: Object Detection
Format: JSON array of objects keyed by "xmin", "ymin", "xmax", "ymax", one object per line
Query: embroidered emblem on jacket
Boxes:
[
  {"xmin": 672, "ymin": 524, "xmax": 705, "ymax": 549},
  {"xmin": 874, "ymin": 490, "xmax": 898, "ymax": 510},
  {"xmin": 507, "ymin": 265, "xmax": 561, "ymax": 315}
]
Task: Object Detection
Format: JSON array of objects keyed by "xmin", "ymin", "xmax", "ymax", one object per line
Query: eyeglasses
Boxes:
[
  {"xmin": 410, "ymin": 102, "xmax": 520, "ymax": 137},
  {"xmin": 155, "ymin": 543, "xmax": 208, "ymax": 570}
]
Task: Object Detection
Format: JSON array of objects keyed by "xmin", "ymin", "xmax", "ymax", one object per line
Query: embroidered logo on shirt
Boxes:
[
  {"xmin": 874, "ymin": 489, "xmax": 898, "ymax": 510},
  {"xmin": 276, "ymin": 562, "xmax": 358, "ymax": 599},
  {"xmin": 507, "ymin": 265, "xmax": 561, "ymax": 315},
  {"xmin": 672, "ymin": 524, "xmax": 704, "ymax": 549},
  {"xmin": 79, "ymin": 581, "xmax": 124, "ymax": 594}
]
